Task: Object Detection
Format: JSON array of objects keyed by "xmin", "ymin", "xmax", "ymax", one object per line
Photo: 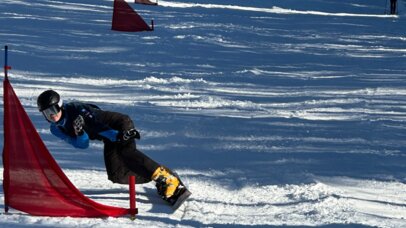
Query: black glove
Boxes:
[
  {"xmin": 117, "ymin": 128, "xmax": 141, "ymax": 142},
  {"xmin": 73, "ymin": 115, "xmax": 85, "ymax": 136}
]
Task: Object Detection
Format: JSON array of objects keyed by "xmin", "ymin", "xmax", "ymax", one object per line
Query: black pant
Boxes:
[
  {"xmin": 96, "ymin": 110, "xmax": 160, "ymax": 184},
  {"xmin": 390, "ymin": 0, "xmax": 397, "ymax": 14}
]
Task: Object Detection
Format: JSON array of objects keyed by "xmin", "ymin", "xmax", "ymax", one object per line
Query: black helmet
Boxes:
[{"xmin": 37, "ymin": 90, "xmax": 61, "ymax": 111}]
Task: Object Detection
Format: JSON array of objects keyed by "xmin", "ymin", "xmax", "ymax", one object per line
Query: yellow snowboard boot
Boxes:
[{"xmin": 151, "ymin": 166, "xmax": 180, "ymax": 199}]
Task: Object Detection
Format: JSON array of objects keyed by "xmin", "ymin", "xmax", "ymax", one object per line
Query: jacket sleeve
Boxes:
[
  {"xmin": 50, "ymin": 124, "xmax": 89, "ymax": 149},
  {"xmin": 98, "ymin": 129, "xmax": 120, "ymax": 142}
]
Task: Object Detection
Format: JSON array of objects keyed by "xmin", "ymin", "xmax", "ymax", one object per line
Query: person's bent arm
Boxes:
[{"xmin": 50, "ymin": 124, "xmax": 89, "ymax": 149}]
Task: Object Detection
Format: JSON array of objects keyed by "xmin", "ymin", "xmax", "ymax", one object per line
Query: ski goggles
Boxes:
[{"xmin": 42, "ymin": 105, "xmax": 61, "ymax": 122}]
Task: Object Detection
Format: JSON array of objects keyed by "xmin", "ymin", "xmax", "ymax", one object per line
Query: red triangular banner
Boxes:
[
  {"xmin": 2, "ymin": 78, "xmax": 130, "ymax": 217},
  {"xmin": 135, "ymin": 0, "xmax": 158, "ymax": 5},
  {"xmin": 112, "ymin": 0, "xmax": 153, "ymax": 32}
]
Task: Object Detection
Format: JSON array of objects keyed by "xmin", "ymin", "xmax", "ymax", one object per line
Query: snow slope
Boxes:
[{"xmin": 1, "ymin": 0, "xmax": 406, "ymax": 227}]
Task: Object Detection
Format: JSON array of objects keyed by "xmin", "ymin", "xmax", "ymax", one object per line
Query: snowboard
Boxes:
[
  {"xmin": 161, "ymin": 170, "xmax": 192, "ymax": 211},
  {"xmin": 167, "ymin": 185, "xmax": 192, "ymax": 211}
]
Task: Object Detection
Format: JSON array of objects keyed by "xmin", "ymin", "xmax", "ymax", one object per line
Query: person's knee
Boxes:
[
  {"xmin": 108, "ymin": 174, "xmax": 129, "ymax": 184},
  {"xmin": 121, "ymin": 114, "xmax": 135, "ymax": 130},
  {"xmin": 108, "ymin": 172, "xmax": 151, "ymax": 184}
]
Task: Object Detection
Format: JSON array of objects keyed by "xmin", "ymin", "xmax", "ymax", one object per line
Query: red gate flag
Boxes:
[
  {"xmin": 135, "ymin": 0, "xmax": 158, "ymax": 5},
  {"xmin": 112, "ymin": 0, "xmax": 153, "ymax": 32},
  {"xmin": 2, "ymin": 78, "xmax": 130, "ymax": 217}
]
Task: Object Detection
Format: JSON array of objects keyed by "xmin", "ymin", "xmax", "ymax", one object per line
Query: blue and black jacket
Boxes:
[
  {"xmin": 50, "ymin": 102, "xmax": 156, "ymax": 185},
  {"xmin": 50, "ymin": 102, "xmax": 123, "ymax": 149}
]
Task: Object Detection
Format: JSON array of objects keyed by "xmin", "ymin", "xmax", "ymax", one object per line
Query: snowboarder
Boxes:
[
  {"xmin": 37, "ymin": 89, "xmax": 190, "ymax": 208},
  {"xmin": 390, "ymin": 0, "xmax": 397, "ymax": 15}
]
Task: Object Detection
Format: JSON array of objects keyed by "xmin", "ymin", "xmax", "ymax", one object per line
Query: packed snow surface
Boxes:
[{"xmin": 0, "ymin": 0, "xmax": 406, "ymax": 227}]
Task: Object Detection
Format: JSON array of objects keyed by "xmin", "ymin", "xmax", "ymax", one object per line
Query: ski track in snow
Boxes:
[
  {"xmin": 159, "ymin": 0, "xmax": 398, "ymax": 18},
  {"xmin": 6, "ymin": 72, "xmax": 406, "ymax": 122},
  {"xmin": 1, "ymin": 0, "xmax": 406, "ymax": 227}
]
